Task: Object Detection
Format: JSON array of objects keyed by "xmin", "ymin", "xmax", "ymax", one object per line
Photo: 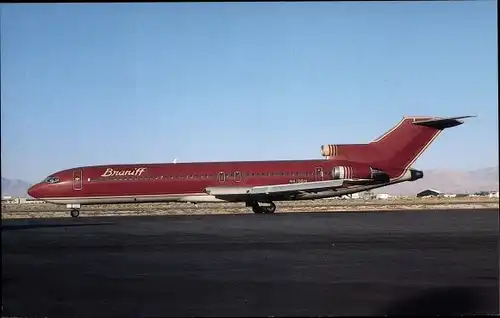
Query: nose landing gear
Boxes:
[
  {"xmin": 70, "ymin": 209, "xmax": 80, "ymax": 218},
  {"xmin": 67, "ymin": 205, "xmax": 81, "ymax": 218}
]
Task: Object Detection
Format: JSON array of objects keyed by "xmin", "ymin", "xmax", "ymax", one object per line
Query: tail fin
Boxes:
[{"xmin": 322, "ymin": 116, "xmax": 474, "ymax": 170}]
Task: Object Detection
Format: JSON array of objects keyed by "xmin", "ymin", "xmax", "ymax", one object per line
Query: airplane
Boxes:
[{"xmin": 27, "ymin": 115, "xmax": 473, "ymax": 218}]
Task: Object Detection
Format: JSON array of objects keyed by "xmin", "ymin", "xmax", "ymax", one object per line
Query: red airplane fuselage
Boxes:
[
  {"xmin": 27, "ymin": 115, "xmax": 472, "ymax": 216},
  {"xmin": 28, "ymin": 158, "xmax": 414, "ymax": 205}
]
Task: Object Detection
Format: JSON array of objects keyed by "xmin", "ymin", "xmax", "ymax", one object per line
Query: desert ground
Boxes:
[{"xmin": 2, "ymin": 196, "xmax": 498, "ymax": 219}]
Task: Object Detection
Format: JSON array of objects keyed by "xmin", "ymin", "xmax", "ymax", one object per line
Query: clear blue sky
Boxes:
[{"xmin": 1, "ymin": 2, "xmax": 498, "ymax": 183}]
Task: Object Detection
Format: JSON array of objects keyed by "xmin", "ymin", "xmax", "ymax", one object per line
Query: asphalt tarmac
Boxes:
[{"xmin": 2, "ymin": 208, "xmax": 499, "ymax": 317}]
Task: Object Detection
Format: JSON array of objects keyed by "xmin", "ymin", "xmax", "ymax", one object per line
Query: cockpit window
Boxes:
[{"xmin": 44, "ymin": 176, "xmax": 60, "ymax": 184}]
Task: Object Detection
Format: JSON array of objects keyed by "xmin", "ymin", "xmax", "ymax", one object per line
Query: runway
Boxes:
[{"xmin": 2, "ymin": 208, "xmax": 499, "ymax": 317}]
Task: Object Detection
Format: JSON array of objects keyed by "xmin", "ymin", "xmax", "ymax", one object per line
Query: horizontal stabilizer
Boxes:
[{"xmin": 413, "ymin": 115, "xmax": 476, "ymax": 130}]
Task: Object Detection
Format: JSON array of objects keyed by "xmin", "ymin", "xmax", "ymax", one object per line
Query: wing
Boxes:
[{"xmin": 205, "ymin": 179, "xmax": 345, "ymax": 202}]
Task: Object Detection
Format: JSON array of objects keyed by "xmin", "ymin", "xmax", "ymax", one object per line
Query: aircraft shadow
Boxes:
[
  {"xmin": 378, "ymin": 286, "xmax": 484, "ymax": 316},
  {"xmin": 1, "ymin": 222, "xmax": 114, "ymax": 231}
]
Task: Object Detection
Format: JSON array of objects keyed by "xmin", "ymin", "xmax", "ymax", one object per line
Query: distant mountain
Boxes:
[
  {"xmin": 2, "ymin": 166, "xmax": 498, "ymax": 198},
  {"xmin": 376, "ymin": 166, "xmax": 499, "ymax": 196},
  {"xmin": 1, "ymin": 178, "xmax": 33, "ymax": 198}
]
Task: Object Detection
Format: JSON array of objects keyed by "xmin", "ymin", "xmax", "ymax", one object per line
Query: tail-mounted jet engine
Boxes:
[
  {"xmin": 321, "ymin": 144, "xmax": 371, "ymax": 161},
  {"xmin": 322, "ymin": 144, "xmax": 347, "ymax": 157},
  {"xmin": 321, "ymin": 144, "xmax": 337, "ymax": 157},
  {"xmin": 321, "ymin": 144, "xmax": 366, "ymax": 157},
  {"xmin": 331, "ymin": 166, "xmax": 390, "ymax": 183}
]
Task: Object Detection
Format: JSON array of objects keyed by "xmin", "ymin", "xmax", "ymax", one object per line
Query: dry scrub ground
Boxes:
[{"xmin": 2, "ymin": 197, "xmax": 498, "ymax": 219}]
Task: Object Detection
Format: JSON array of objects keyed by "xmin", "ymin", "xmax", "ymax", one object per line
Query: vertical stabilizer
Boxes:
[{"xmin": 321, "ymin": 116, "xmax": 474, "ymax": 173}]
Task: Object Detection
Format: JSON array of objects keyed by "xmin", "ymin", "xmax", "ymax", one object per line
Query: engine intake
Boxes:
[{"xmin": 321, "ymin": 145, "xmax": 339, "ymax": 157}]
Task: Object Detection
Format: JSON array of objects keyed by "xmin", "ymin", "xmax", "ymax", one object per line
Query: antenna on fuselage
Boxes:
[{"xmin": 173, "ymin": 158, "xmax": 177, "ymax": 164}]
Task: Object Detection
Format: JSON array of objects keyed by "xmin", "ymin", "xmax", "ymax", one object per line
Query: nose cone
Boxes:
[{"xmin": 27, "ymin": 184, "xmax": 42, "ymax": 199}]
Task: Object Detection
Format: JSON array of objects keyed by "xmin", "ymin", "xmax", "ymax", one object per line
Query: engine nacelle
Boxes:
[
  {"xmin": 321, "ymin": 144, "xmax": 372, "ymax": 161},
  {"xmin": 321, "ymin": 144, "xmax": 338, "ymax": 157},
  {"xmin": 331, "ymin": 165, "xmax": 389, "ymax": 182},
  {"xmin": 331, "ymin": 165, "xmax": 354, "ymax": 179}
]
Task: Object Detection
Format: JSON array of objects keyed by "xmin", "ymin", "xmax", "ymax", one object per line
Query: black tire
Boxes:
[
  {"xmin": 70, "ymin": 209, "xmax": 80, "ymax": 218},
  {"xmin": 263, "ymin": 202, "xmax": 276, "ymax": 214},
  {"xmin": 252, "ymin": 205, "xmax": 264, "ymax": 214}
]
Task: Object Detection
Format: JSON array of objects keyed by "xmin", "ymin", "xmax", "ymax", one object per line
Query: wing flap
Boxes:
[
  {"xmin": 248, "ymin": 180, "xmax": 344, "ymax": 195},
  {"xmin": 205, "ymin": 179, "xmax": 345, "ymax": 200},
  {"xmin": 205, "ymin": 186, "xmax": 253, "ymax": 196}
]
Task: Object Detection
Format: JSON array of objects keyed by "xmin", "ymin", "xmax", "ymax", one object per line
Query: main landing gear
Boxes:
[
  {"xmin": 247, "ymin": 201, "xmax": 276, "ymax": 214},
  {"xmin": 70, "ymin": 209, "xmax": 80, "ymax": 218}
]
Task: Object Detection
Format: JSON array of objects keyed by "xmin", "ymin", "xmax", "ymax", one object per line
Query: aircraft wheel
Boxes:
[
  {"xmin": 252, "ymin": 204, "xmax": 263, "ymax": 214},
  {"xmin": 263, "ymin": 202, "xmax": 276, "ymax": 214},
  {"xmin": 70, "ymin": 209, "xmax": 80, "ymax": 218}
]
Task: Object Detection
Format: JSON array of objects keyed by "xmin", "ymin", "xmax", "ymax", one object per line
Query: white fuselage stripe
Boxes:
[{"xmin": 41, "ymin": 193, "xmax": 208, "ymax": 200}]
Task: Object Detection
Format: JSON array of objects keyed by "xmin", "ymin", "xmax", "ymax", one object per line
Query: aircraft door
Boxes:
[
  {"xmin": 234, "ymin": 171, "xmax": 242, "ymax": 183},
  {"xmin": 217, "ymin": 172, "xmax": 226, "ymax": 184},
  {"xmin": 315, "ymin": 167, "xmax": 324, "ymax": 181},
  {"xmin": 73, "ymin": 170, "xmax": 83, "ymax": 190}
]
